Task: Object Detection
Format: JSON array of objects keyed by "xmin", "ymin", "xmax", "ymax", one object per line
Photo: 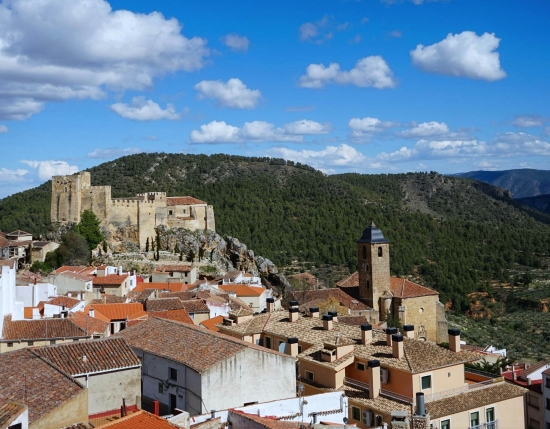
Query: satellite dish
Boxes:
[{"xmin": 343, "ymin": 418, "xmax": 349, "ymax": 424}]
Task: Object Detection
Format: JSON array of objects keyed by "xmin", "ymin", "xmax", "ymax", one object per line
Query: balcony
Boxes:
[{"xmin": 469, "ymin": 421, "xmax": 498, "ymax": 429}]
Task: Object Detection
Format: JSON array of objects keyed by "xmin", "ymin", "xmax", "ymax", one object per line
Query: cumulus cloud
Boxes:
[
  {"xmin": 348, "ymin": 117, "xmax": 398, "ymax": 141},
  {"xmin": 410, "ymin": 31, "xmax": 506, "ymax": 81},
  {"xmin": 0, "ymin": 167, "xmax": 27, "ymax": 182},
  {"xmin": 21, "ymin": 160, "xmax": 78, "ymax": 180},
  {"xmin": 87, "ymin": 147, "xmax": 143, "ymax": 159},
  {"xmin": 299, "ymin": 56, "xmax": 396, "ymax": 89},
  {"xmin": 299, "ymin": 15, "xmax": 350, "ymax": 44},
  {"xmin": 0, "ymin": 125, "xmax": 8, "ymax": 133},
  {"xmin": 221, "ymin": 33, "xmax": 250, "ymax": 52},
  {"xmin": 269, "ymin": 144, "xmax": 365, "ymax": 171},
  {"xmin": 111, "ymin": 97, "xmax": 181, "ymax": 121},
  {"xmin": 0, "ymin": 0, "xmax": 209, "ymax": 120},
  {"xmin": 512, "ymin": 114, "xmax": 548, "ymax": 127},
  {"xmin": 194, "ymin": 78, "xmax": 261, "ymax": 109},
  {"xmin": 189, "ymin": 119, "xmax": 331, "ymax": 144},
  {"xmin": 401, "ymin": 121, "xmax": 450, "ymax": 138}
]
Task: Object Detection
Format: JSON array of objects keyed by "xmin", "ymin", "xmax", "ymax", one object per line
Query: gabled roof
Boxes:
[
  {"xmin": 89, "ymin": 295, "xmax": 128, "ymax": 305},
  {"xmin": 58, "ymin": 271, "xmax": 93, "ymax": 282},
  {"xmin": 2, "ymin": 316, "xmax": 88, "ymax": 340},
  {"xmin": 389, "ymin": 278, "xmax": 438, "ymax": 298},
  {"xmin": 93, "ymin": 274, "xmax": 128, "ymax": 286},
  {"xmin": 146, "ymin": 298, "xmax": 185, "ymax": 312},
  {"xmin": 335, "ymin": 272, "xmax": 359, "ymax": 288},
  {"xmin": 68, "ymin": 311, "xmax": 109, "ymax": 335},
  {"xmin": 45, "ymin": 296, "xmax": 82, "ymax": 309},
  {"xmin": 94, "ymin": 410, "xmax": 180, "ymax": 428},
  {"xmin": 54, "ymin": 266, "xmax": 95, "ymax": 276},
  {"xmin": 33, "ymin": 337, "xmax": 140, "ymax": 376},
  {"xmin": 86, "ymin": 303, "xmax": 144, "ymax": 321},
  {"xmin": 219, "ymin": 284, "xmax": 265, "ymax": 297},
  {"xmin": 518, "ymin": 360, "xmax": 549, "ymax": 380},
  {"xmin": 291, "ymin": 288, "xmax": 371, "ymax": 311},
  {"xmin": 0, "ymin": 349, "xmax": 84, "ymax": 424},
  {"xmin": 200, "ymin": 315, "xmax": 225, "ymax": 332},
  {"xmin": 0, "ymin": 402, "xmax": 27, "ymax": 428},
  {"xmin": 132, "ymin": 282, "xmax": 187, "ymax": 292},
  {"xmin": 166, "ymin": 196, "xmax": 206, "ymax": 206},
  {"xmin": 6, "ymin": 230, "xmax": 32, "ymax": 237},
  {"xmin": 180, "ymin": 300, "xmax": 210, "ymax": 313},
  {"xmin": 118, "ymin": 317, "xmax": 286, "ymax": 373},
  {"xmin": 229, "ymin": 409, "xmax": 300, "ymax": 429},
  {"xmin": 150, "ymin": 309, "xmax": 194, "ymax": 325}
]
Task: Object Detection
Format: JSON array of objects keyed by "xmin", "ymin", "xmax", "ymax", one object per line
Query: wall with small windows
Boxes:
[{"xmin": 412, "ymin": 365, "xmax": 466, "ymax": 397}]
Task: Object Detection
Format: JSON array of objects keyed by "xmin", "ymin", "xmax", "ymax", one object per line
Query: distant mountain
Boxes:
[
  {"xmin": 455, "ymin": 169, "xmax": 550, "ymax": 198},
  {"xmin": 516, "ymin": 193, "xmax": 550, "ymax": 214}
]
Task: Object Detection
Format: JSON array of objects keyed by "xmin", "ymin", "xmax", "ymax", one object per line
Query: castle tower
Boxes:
[
  {"xmin": 356, "ymin": 221, "xmax": 391, "ymax": 311},
  {"xmin": 51, "ymin": 172, "xmax": 90, "ymax": 224}
]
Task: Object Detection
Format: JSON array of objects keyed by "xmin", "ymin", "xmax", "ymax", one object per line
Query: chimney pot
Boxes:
[
  {"xmin": 328, "ymin": 311, "xmax": 338, "ymax": 322},
  {"xmin": 386, "ymin": 327, "xmax": 397, "ymax": 346},
  {"xmin": 289, "ymin": 300, "xmax": 299, "ymax": 308},
  {"xmin": 403, "ymin": 324, "xmax": 415, "ymax": 339},
  {"xmin": 289, "ymin": 307, "xmax": 299, "ymax": 322},
  {"xmin": 367, "ymin": 360, "xmax": 381, "ymax": 399},
  {"xmin": 392, "ymin": 334, "xmax": 404, "ymax": 359},
  {"xmin": 309, "ymin": 307, "xmax": 319, "ymax": 318},
  {"xmin": 322, "ymin": 314, "xmax": 333, "ymax": 331},
  {"xmin": 266, "ymin": 298, "xmax": 275, "ymax": 313},
  {"xmin": 448, "ymin": 328, "xmax": 461, "ymax": 353},
  {"xmin": 415, "ymin": 393, "xmax": 425, "ymax": 416},
  {"xmin": 361, "ymin": 324, "xmax": 373, "ymax": 345},
  {"xmin": 286, "ymin": 337, "xmax": 299, "ymax": 357}
]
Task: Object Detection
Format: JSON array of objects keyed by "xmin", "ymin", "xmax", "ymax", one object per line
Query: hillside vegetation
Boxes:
[{"xmin": 1, "ymin": 153, "xmax": 550, "ymax": 310}]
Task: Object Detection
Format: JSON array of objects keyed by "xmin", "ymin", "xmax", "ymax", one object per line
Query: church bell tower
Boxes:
[{"xmin": 356, "ymin": 221, "xmax": 391, "ymax": 311}]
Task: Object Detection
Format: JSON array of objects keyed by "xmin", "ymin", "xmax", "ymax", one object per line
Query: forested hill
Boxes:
[{"xmin": 1, "ymin": 153, "xmax": 550, "ymax": 308}]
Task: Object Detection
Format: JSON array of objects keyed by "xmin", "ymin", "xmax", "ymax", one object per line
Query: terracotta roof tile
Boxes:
[
  {"xmin": 335, "ymin": 272, "xmax": 359, "ymax": 288},
  {"xmin": 0, "ymin": 259, "xmax": 17, "ymax": 269},
  {"xmin": 93, "ymin": 274, "xmax": 128, "ymax": 286},
  {"xmin": 89, "ymin": 295, "xmax": 128, "ymax": 304},
  {"xmin": 86, "ymin": 303, "xmax": 144, "ymax": 321},
  {"xmin": 132, "ymin": 282, "xmax": 187, "ymax": 292},
  {"xmin": 0, "ymin": 349, "xmax": 84, "ymax": 424},
  {"xmin": 200, "ymin": 315, "xmax": 225, "ymax": 332},
  {"xmin": 0, "ymin": 402, "xmax": 27, "ymax": 428},
  {"xmin": 127, "ymin": 289, "xmax": 157, "ymax": 302},
  {"xmin": 33, "ymin": 337, "xmax": 140, "ymax": 376},
  {"xmin": 180, "ymin": 300, "xmax": 210, "ymax": 314},
  {"xmin": 229, "ymin": 410, "xmax": 300, "ymax": 429},
  {"xmin": 68, "ymin": 311, "xmax": 109, "ymax": 335},
  {"xmin": 46, "ymin": 296, "xmax": 82, "ymax": 309},
  {"xmin": 166, "ymin": 196, "xmax": 206, "ymax": 206},
  {"xmin": 146, "ymin": 298, "xmax": 185, "ymax": 312},
  {"xmin": 219, "ymin": 284, "xmax": 265, "ymax": 297},
  {"xmin": 54, "ymin": 266, "xmax": 95, "ymax": 276},
  {"xmin": 517, "ymin": 360, "xmax": 549, "ymax": 380},
  {"xmin": 58, "ymin": 271, "xmax": 93, "ymax": 282},
  {"xmin": 2, "ymin": 315, "xmax": 88, "ymax": 340},
  {"xmin": 389, "ymin": 277, "xmax": 438, "ymax": 298},
  {"xmin": 291, "ymin": 288, "xmax": 371, "ymax": 311},
  {"xmin": 151, "ymin": 309, "xmax": 194, "ymax": 325},
  {"xmin": 161, "ymin": 291, "xmax": 197, "ymax": 301},
  {"xmin": 94, "ymin": 410, "xmax": 179, "ymax": 428}
]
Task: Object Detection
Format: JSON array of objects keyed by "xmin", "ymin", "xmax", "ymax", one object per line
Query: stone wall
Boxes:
[
  {"xmin": 357, "ymin": 242, "xmax": 390, "ymax": 310},
  {"xmin": 393, "ymin": 295, "xmax": 439, "ymax": 342}
]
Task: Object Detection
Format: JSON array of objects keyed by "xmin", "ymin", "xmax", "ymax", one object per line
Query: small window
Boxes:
[
  {"xmin": 189, "ymin": 313, "xmax": 195, "ymax": 319},
  {"xmin": 158, "ymin": 382, "xmax": 163, "ymax": 394},
  {"xmin": 356, "ymin": 362, "xmax": 366, "ymax": 371},
  {"xmin": 470, "ymin": 411, "xmax": 479, "ymax": 427},
  {"xmin": 298, "ymin": 345, "xmax": 302, "ymax": 354},
  {"xmin": 278, "ymin": 341, "xmax": 286, "ymax": 353},
  {"xmin": 362, "ymin": 246, "xmax": 367, "ymax": 259},
  {"xmin": 7, "ymin": 342, "xmax": 13, "ymax": 347},
  {"xmin": 421, "ymin": 375, "xmax": 431, "ymax": 390},
  {"xmin": 366, "ymin": 280, "xmax": 370, "ymax": 289},
  {"xmin": 50, "ymin": 340, "xmax": 56, "ymax": 345},
  {"xmin": 27, "ymin": 341, "xmax": 34, "ymax": 346},
  {"xmin": 264, "ymin": 336, "xmax": 272, "ymax": 349},
  {"xmin": 351, "ymin": 406, "xmax": 361, "ymax": 421},
  {"xmin": 486, "ymin": 407, "xmax": 495, "ymax": 423},
  {"xmin": 169, "ymin": 367, "xmax": 177, "ymax": 381},
  {"xmin": 378, "ymin": 246, "xmax": 383, "ymax": 257},
  {"xmin": 440, "ymin": 419, "xmax": 450, "ymax": 429},
  {"xmin": 305, "ymin": 370, "xmax": 314, "ymax": 382},
  {"xmin": 168, "ymin": 210, "xmax": 173, "ymax": 215},
  {"xmin": 546, "ymin": 398, "xmax": 550, "ymax": 411},
  {"xmin": 546, "ymin": 377, "xmax": 550, "ymax": 388},
  {"xmin": 375, "ymin": 415, "xmax": 383, "ymax": 427}
]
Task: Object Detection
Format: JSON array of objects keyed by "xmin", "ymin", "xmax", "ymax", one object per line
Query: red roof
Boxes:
[
  {"xmin": 94, "ymin": 410, "xmax": 180, "ymax": 428},
  {"xmin": 219, "ymin": 284, "xmax": 265, "ymax": 297},
  {"xmin": 133, "ymin": 282, "xmax": 188, "ymax": 292},
  {"xmin": 335, "ymin": 272, "xmax": 359, "ymax": 288},
  {"xmin": 166, "ymin": 196, "xmax": 206, "ymax": 206},
  {"xmin": 93, "ymin": 274, "xmax": 129, "ymax": 286},
  {"xmin": 503, "ymin": 372, "xmax": 543, "ymax": 393},
  {"xmin": 200, "ymin": 315, "xmax": 225, "ymax": 332},
  {"xmin": 69, "ymin": 311, "xmax": 109, "ymax": 335},
  {"xmin": 152, "ymin": 309, "xmax": 194, "ymax": 325},
  {"xmin": 86, "ymin": 303, "xmax": 144, "ymax": 321},
  {"xmin": 390, "ymin": 277, "xmax": 439, "ymax": 298}
]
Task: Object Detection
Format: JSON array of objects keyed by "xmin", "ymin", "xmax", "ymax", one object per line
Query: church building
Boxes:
[{"xmin": 337, "ymin": 222, "xmax": 448, "ymax": 343}]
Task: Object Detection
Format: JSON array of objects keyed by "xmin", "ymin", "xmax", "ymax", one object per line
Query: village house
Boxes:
[
  {"xmin": 218, "ymin": 284, "xmax": 268, "ymax": 313},
  {"xmin": 217, "ymin": 304, "xmax": 526, "ymax": 429},
  {"xmin": 222, "ymin": 270, "xmax": 262, "ymax": 286},
  {"xmin": 179, "ymin": 300, "xmax": 210, "ymax": 325},
  {"xmin": 84, "ymin": 303, "xmax": 147, "ymax": 335},
  {"xmin": 152, "ymin": 265, "xmax": 197, "ymax": 285},
  {"xmin": 29, "ymin": 241, "xmax": 59, "ymax": 263},
  {"xmin": 33, "ymin": 337, "xmax": 142, "ymax": 420},
  {"xmin": 118, "ymin": 317, "xmax": 296, "ymax": 416},
  {"xmin": 542, "ymin": 368, "xmax": 550, "ymax": 429},
  {"xmin": 15, "ymin": 281, "xmax": 57, "ymax": 309}
]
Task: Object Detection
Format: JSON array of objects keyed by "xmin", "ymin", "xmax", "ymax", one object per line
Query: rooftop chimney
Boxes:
[
  {"xmin": 289, "ymin": 307, "xmax": 299, "ymax": 322},
  {"xmin": 322, "ymin": 314, "xmax": 333, "ymax": 331},
  {"xmin": 403, "ymin": 324, "xmax": 414, "ymax": 339},
  {"xmin": 386, "ymin": 327, "xmax": 398, "ymax": 347},
  {"xmin": 118, "ymin": 266, "xmax": 123, "ymax": 275},
  {"xmin": 415, "ymin": 392, "xmax": 425, "ymax": 416},
  {"xmin": 392, "ymin": 334, "xmax": 404, "ymax": 359},
  {"xmin": 286, "ymin": 337, "xmax": 299, "ymax": 357},
  {"xmin": 89, "ymin": 309, "xmax": 95, "ymax": 318},
  {"xmin": 328, "ymin": 311, "xmax": 338, "ymax": 322},
  {"xmin": 289, "ymin": 300, "xmax": 299, "ymax": 308},
  {"xmin": 309, "ymin": 307, "xmax": 319, "ymax": 318},
  {"xmin": 448, "ymin": 328, "xmax": 461, "ymax": 353},
  {"xmin": 367, "ymin": 360, "xmax": 381, "ymax": 399},
  {"xmin": 361, "ymin": 323, "xmax": 373, "ymax": 345},
  {"xmin": 266, "ymin": 297, "xmax": 275, "ymax": 313}
]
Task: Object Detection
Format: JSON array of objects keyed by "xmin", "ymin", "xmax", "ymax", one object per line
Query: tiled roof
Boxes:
[
  {"xmin": 154, "ymin": 265, "xmax": 193, "ymax": 273},
  {"xmin": 229, "ymin": 410, "xmax": 300, "ymax": 429},
  {"xmin": 229, "ymin": 296, "xmax": 254, "ymax": 312},
  {"xmin": 347, "ymin": 391, "xmax": 412, "ymax": 416},
  {"xmin": 219, "ymin": 284, "xmax": 265, "ymax": 297},
  {"xmin": 390, "ymin": 277, "xmax": 438, "ymax": 298},
  {"xmin": 543, "ymin": 368, "xmax": 550, "ymax": 376},
  {"xmin": 0, "ymin": 259, "xmax": 17, "ymax": 269},
  {"xmin": 150, "ymin": 309, "xmax": 194, "ymax": 325},
  {"xmin": 426, "ymin": 381, "xmax": 526, "ymax": 418},
  {"xmin": 218, "ymin": 311, "xmax": 479, "ymax": 373},
  {"xmin": 180, "ymin": 300, "xmax": 210, "ymax": 313},
  {"xmin": 161, "ymin": 291, "xmax": 198, "ymax": 301},
  {"xmin": 200, "ymin": 315, "xmax": 225, "ymax": 332},
  {"xmin": 337, "ymin": 315, "xmax": 369, "ymax": 326},
  {"xmin": 335, "ymin": 272, "xmax": 359, "ymax": 288},
  {"xmin": 503, "ymin": 373, "xmax": 543, "ymax": 394},
  {"xmin": 87, "ymin": 303, "xmax": 144, "ymax": 321},
  {"xmin": 58, "ymin": 271, "xmax": 93, "ymax": 282},
  {"xmin": 0, "ymin": 402, "xmax": 27, "ymax": 428},
  {"xmin": 93, "ymin": 274, "xmax": 128, "ymax": 286},
  {"xmin": 94, "ymin": 410, "xmax": 180, "ymax": 428},
  {"xmin": 6, "ymin": 230, "xmax": 31, "ymax": 237},
  {"xmin": 54, "ymin": 266, "xmax": 95, "ymax": 276},
  {"xmin": 517, "ymin": 360, "xmax": 549, "ymax": 380},
  {"xmin": 2, "ymin": 316, "xmax": 88, "ymax": 340},
  {"xmin": 68, "ymin": 311, "xmax": 109, "ymax": 335},
  {"xmin": 287, "ymin": 272, "xmax": 318, "ymax": 287},
  {"xmin": 146, "ymin": 298, "xmax": 185, "ymax": 312},
  {"xmin": 291, "ymin": 288, "xmax": 371, "ymax": 311},
  {"xmin": 0, "ymin": 349, "xmax": 84, "ymax": 424},
  {"xmin": 90, "ymin": 295, "xmax": 128, "ymax": 304},
  {"xmin": 132, "ymin": 282, "xmax": 187, "ymax": 292},
  {"xmin": 118, "ymin": 317, "xmax": 286, "ymax": 373},
  {"xmin": 45, "ymin": 296, "xmax": 82, "ymax": 309},
  {"xmin": 34, "ymin": 337, "xmax": 140, "ymax": 376},
  {"xmin": 127, "ymin": 289, "xmax": 157, "ymax": 302},
  {"xmin": 166, "ymin": 196, "xmax": 206, "ymax": 206}
]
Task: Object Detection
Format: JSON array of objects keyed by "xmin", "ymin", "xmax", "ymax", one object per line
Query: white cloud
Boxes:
[
  {"xmin": 476, "ymin": 160, "xmax": 499, "ymax": 170},
  {"xmin": 111, "ymin": 97, "xmax": 181, "ymax": 121},
  {"xmin": 299, "ymin": 56, "xmax": 396, "ymax": 89},
  {"xmin": 0, "ymin": 167, "xmax": 27, "ymax": 182},
  {"xmin": 0, "ymin": 125, "xmax": 8, "ymax": 133},
  {"xmin": 0, "ymin": 0, "xmax": 209, "ymax": 120},
  {"xmin": 21, "ymin": 160, "xmax": 78, "ymax": 180},
  {"xmin": 387, "ymin": 30, "xmax": 402, "ymax": 38},
  {"xmin": 87, "ymin": 147, "xmax": 143, "ymax": 159},
  {"xmin": 189, "ymin": 119, "xmax": 331, "ymax": 144},
  {"xmin": 410, "ymin": 31, "xmax": 506, "ymax": 81},
  {"xmin": 269, "ymin": 144, "xmax": 365, "ymax": 171},
  {"xmin": 350, "ymin": 35, "xmax": 362, "ymax": 44},
  {"xmin": 512, "ymin": 114, "xmax": 548, "ymax": 127},
  {"xmin": 300, "ymin": 22, "xmax": 319, "ymax": 41},
  {"xmin": 299, "ymin": 15, "xmax": 349, "ymax": 44},
  {"xmin": 194, "ymin": 78, "xmax": 261, "ymax": 109},
  {"xmin": 401, "ymin": 121, "xmax": 450, "ymax": 138},
  {"xmin": 222, "ymin": 33, "xmax": 250, "ymax": 52},
  {"xmin": 348, "ymin": 117, "xmax": 397, "ymax": 141}
]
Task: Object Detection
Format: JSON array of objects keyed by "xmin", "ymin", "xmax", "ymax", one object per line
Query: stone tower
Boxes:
[
  {"xmin": 356, "ymin": 221, "xmax": 391, "ymax": 311},
  {"xmin": 51, "ymin": 172, "xmax": 91, "ymax": 224}
]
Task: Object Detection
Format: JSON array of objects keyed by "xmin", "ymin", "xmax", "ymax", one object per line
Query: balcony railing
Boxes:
[{"xmin": 469, "ymin": 421, "xmax": 498, "ymax": 429}]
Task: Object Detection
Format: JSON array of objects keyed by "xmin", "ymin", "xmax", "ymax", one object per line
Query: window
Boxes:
[
  {"xmin": 546, "ymin": 377, "xmax": 550, "ymax": 388},
  {"xmin": 366, "ymin": 280, "xmax": 370, "ymax": 289},
  {"xmin": 380, "ymin": 368, "xmax": 390, "ymax": 384},
  {"xmin": 305, "ymin": 370, "xmax": 314, "ymax": 382},
  {"xmin": 264, "ymin": 336, "xmax": 272, "ymax": 349},
  {"xmin": 278, "ymin": 340, "xmax": 285, "ymax": 353},
  {"xmin": 470, "ymin": 411, "xmax": 479, "ymax": 427},
  {"xmin": 546, "ymin": 398, "xmax": 550, "ymax": 411},
  {"xmin": 375, "ymin": 415, "xmax": 383, "ymax": 427},
  {"xmin": 50, "ymin": 340, "xmax": 56, "ymax": 345},
  {"xmin": 27, "ymin": 341, "xmax": 33, "ymax": 346},
  {"xmin": 168, "ymin": 210, "xmax": 173, "ymax": 215},
  {"xmin": 378, "ymin": 246, "xmax": 383, "ymax": 257},
  {"xmin": 298, "ymin": 345, "xmax": 302, "ymax": 354},
  {"xmin": 7, "ymin": 342, "xmax": 13, "ymax": 347},
  {"xmin": 158, "ymin": 382, "xmax": 164, "ymax": 394},
  {"xmin": 351, "ymin": 406, "xmax": 361, "ymax": 421},
  {"xmin": 441, "ymin": 419, "xmax": 450, "ymax": 429},
  {"xmin": 421, "ymin": 375, "xmax": 431, "ymax": 390},
  {"xmin": 189, "ymin": 313, "xmax": 195, "ymax": 320},
  {"xmin": 356, "ymin": 362, "xmax": 366, "ymax": 371},
  {"xmin": 528, "ymin": 394, "xmax": 540, "ymax": 409},
  {"xmin": 169, "ymin": 367, "xmax": 177, "ymax": 381},
  {"xmin": 362, "ymin": 246, "xmax": 367, "ymax": 259}
]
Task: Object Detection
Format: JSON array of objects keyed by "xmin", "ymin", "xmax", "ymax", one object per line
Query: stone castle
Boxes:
[{"xmin": 51, "ymin": 172, "xmax": 215, "ymax": 250}]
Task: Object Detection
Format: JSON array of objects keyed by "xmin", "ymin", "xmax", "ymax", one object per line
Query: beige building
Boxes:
[
  {"xmin": 217, "ymin": 307, "xmax": 526, "ymax": 429},
  {"xmin": 51, "ymin": 172, "xmax": 215, "ymax": 250},
  {"xmin": 337, "ymin": 222, "xmax": 447, "ymax": 343},
  {"xmin": 151, "ymin": 265, "xmax": 197, "ymax": 284}
]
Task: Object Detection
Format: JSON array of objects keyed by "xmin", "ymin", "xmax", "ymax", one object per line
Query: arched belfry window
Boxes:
[
  {"xmin": 378, "ymin": 246, "xmax": 383, "ymax": 257},
  {"xmin": 366, "ymin": 280, "xmax": 370, "ymax": 289},
  {"xmin": 362, "ymin": 246, "xmax": 367, "ymax": 259}
]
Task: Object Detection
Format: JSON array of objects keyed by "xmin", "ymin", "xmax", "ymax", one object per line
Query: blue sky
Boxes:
[{"xmin": 0, "ymin": 0, "xmax": 549, "ymax": 198}]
